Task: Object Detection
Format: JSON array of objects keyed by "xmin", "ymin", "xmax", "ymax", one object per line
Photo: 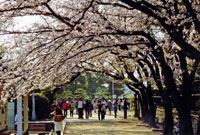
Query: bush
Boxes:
[{"xmin": 28, "ymin": 93, "xmax": 51, "ymax": 120}]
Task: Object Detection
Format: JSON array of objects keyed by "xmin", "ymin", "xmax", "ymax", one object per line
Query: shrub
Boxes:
[{"xmin": 28, "ymin": 93, "xmax": 51, "ymax": 120}]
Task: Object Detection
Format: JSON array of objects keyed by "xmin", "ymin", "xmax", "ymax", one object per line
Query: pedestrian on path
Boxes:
[
  {"xmin": 113, "ymin": 99, "xmax": 118, "ymax": 118},
  {"xmin": 101, "ymin": 98, "xmax": 107, "ymax": 120},
  {"xmin": 118, "ymin": 99, "xmax": 121, "ymax": 111},
  {"xmin": 85, "ymin": 99, "xmax": 90, "ymax": 119},
  {"xmin": 78, "ymin": 98, "xmax": 84, "ymax": 119},
  {"xmin": 97, "ymin": 100, "xmax": 102, "ymax": 120},
  {"xmin": 89, "ymin": 101, "xmax": 93, "ymax": 117},
  {"xmin": 107, "ymin": 100, "xmax": 112, "ymax": 115},
  {"xmin": 123, "ymin": 98, "xmax": 128, "ymax": 119},
  {"xmin": 56, "ymin": 99, "xmax": 62, "ymax": 108},
  {"xmin": 62, "ymin": 101, "xmax": 69, "ymax": 117},
  {"xmin": 75, "ymin": 99, "xmax": 79, "ymax": 115},
  {"xmin": 52, "ymin": 105, "xmax": 63, "ymax": 135},
  {"xmin": 69, "ymin": 100, "xmax": 75, "ymax": 117}
]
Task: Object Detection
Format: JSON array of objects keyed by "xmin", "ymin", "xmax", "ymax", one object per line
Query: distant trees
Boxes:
[
  {"xmin": 56, "ymin": 89, "xmax": 74, "ymax": 99},
  {"xmin": 54, "ymin": 72, "xmax": 123, "ymax": 99},
  {"xmin": 73, "ymin": 88, "xmax": 88, "ymax": 99},
  {"xmin": 94, "ymin": 87, "xmax": 110, "ymax": 99}
]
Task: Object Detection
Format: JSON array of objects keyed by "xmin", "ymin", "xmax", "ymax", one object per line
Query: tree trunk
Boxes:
[
  {"xmin": 163, "ymin": 94, "xmax": 174, "ymax": 135},
  {"xmin": 178, "ymin": 72, "xmax": 194, "ymax": 135},
  {"xmin": 140, "ymin": 95, "xmax": 149, "ymax": 123},
  {"xmin": 137, "ymin": 89, "xmax": 149, "ymax": 123},
  {"xmin": 197, "ymin": 116, "xmax": 200, "ymax": 135},
  {"xmin": 141, "ymin": 106, "xmax": 149, "ymax": 123},
  {"xmin": 148, "ymin": 102, "xmax": 157, "ymax": 127},
  {"xmin": 178, "ymin": 105, "xmax": 193, "ymax": 135},
  {"xmin": 137, "ymin": 94, "xmax": 142, "ymax": 119},
  {"xmin": 134, "ymin": 94, "xmax": 139, "ymax": 117},
  {"xmin": 139, "ymin": 96, "xmax": 148, "ymax": 122},
  {"xmin": 146, "ymin": 88, "xmax": 157, "ymax": 127}
]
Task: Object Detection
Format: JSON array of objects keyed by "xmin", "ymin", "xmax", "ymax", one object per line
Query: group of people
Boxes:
[
  {"xmin": 56, "ymin": 99, "xmax": 76, "ymax": 118},
  {"xmin": 56, "ymin": 98, "xmax": 94, "ymax": 119},
  {"xmin": 52, "ymin": 97, "xmax": 130, "ymax": 135},
  {"xmin": 95, "ymin": 97, "xmax": 130, "ymax": 120},
  {"xmin": 55, "ymin": 97, "xmax": 130, "ymax": 120},
  {"xmin": 77, "ymin": 98, "xmax": 94, "ymax": 119}
]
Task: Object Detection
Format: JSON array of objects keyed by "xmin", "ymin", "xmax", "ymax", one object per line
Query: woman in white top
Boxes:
[{"xmin": 78, "ymin": 98, "xmax": 84, "ymax": 119}]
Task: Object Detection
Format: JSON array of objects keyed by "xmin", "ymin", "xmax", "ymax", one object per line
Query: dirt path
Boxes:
[{"xmin": 63, "ymin": 110, "xmax": 162, "ymax": 135}]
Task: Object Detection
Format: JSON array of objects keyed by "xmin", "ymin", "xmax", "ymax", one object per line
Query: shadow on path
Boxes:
[{"xmin": 63, "ymin": 111, "xmax": 162, "ymax": 135}]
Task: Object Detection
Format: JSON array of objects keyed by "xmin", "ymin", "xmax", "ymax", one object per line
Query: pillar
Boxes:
[
  {"xmin": 32, "ymin": 91, "xmax": 36, "ymax": 120},
  {"xmin": 23, "ymin": 94, "xmax": 29, "ymax": 133},
  {"xmin": 17, "ymin": 95, "xmax": 23, "ymax": 135}
]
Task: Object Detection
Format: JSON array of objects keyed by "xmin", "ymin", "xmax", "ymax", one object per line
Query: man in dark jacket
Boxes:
[{"xmin": 124, "ymin": 98, "xmax": 128, "ymax": 119}]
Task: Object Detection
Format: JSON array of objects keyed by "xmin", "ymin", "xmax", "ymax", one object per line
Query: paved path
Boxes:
[{"xmin": 62, "ymin": 110, "xmax": 162, "ymax": 135}]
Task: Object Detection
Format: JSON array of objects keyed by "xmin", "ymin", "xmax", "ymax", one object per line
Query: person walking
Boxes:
[
  {"xmin": 69, "ymin": 100, "xmax": 75, "ymax": 117},
  {"xmin": 89, "ymin": 101, "xmax": 93, "ymax": 117},
  {"xmin": 107, "ymin": 100, "xmax": 112, "ymax": 115},
  {"xmin": 78, "ymin": 98, "xmax": 84, "ymax": 119},
  {"xmin": 52, "ymin": 105, "xmax": 63, "ymax": 135},
  {"xmin": 85, "ymin": 99, "xmax": 90, "ymax": 119},
  {"xmin": 124, "ymin": 98, "xmax": 128, "ymax": 119},
  {"xmin": 56, "ymin": 99, "xmax": 62, "ymax": 108},
  {"xmin": 75, "ymin": 98, "xmax": 79, "ymax": 115},
  {"xmin": 121, "ymin": 98, "xmax": 124, "ymax": 110},
  {"xmin": 97, "ymin": 100, "xmax": 102, "ymax": 120},
  {"xmin": 118, "ymin": 99, "xmax": 121, "ymax": 111},
  {"xmin": 101, "ymin": 98, "xmax": 107, "ymax": 120},
  {"xmin": 61, "ymin": 101, "xmax": 69, "ymax": 117},
  {"xmin": 113, "ymin": 99, "xmax": 118, "ymax": 118}
]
